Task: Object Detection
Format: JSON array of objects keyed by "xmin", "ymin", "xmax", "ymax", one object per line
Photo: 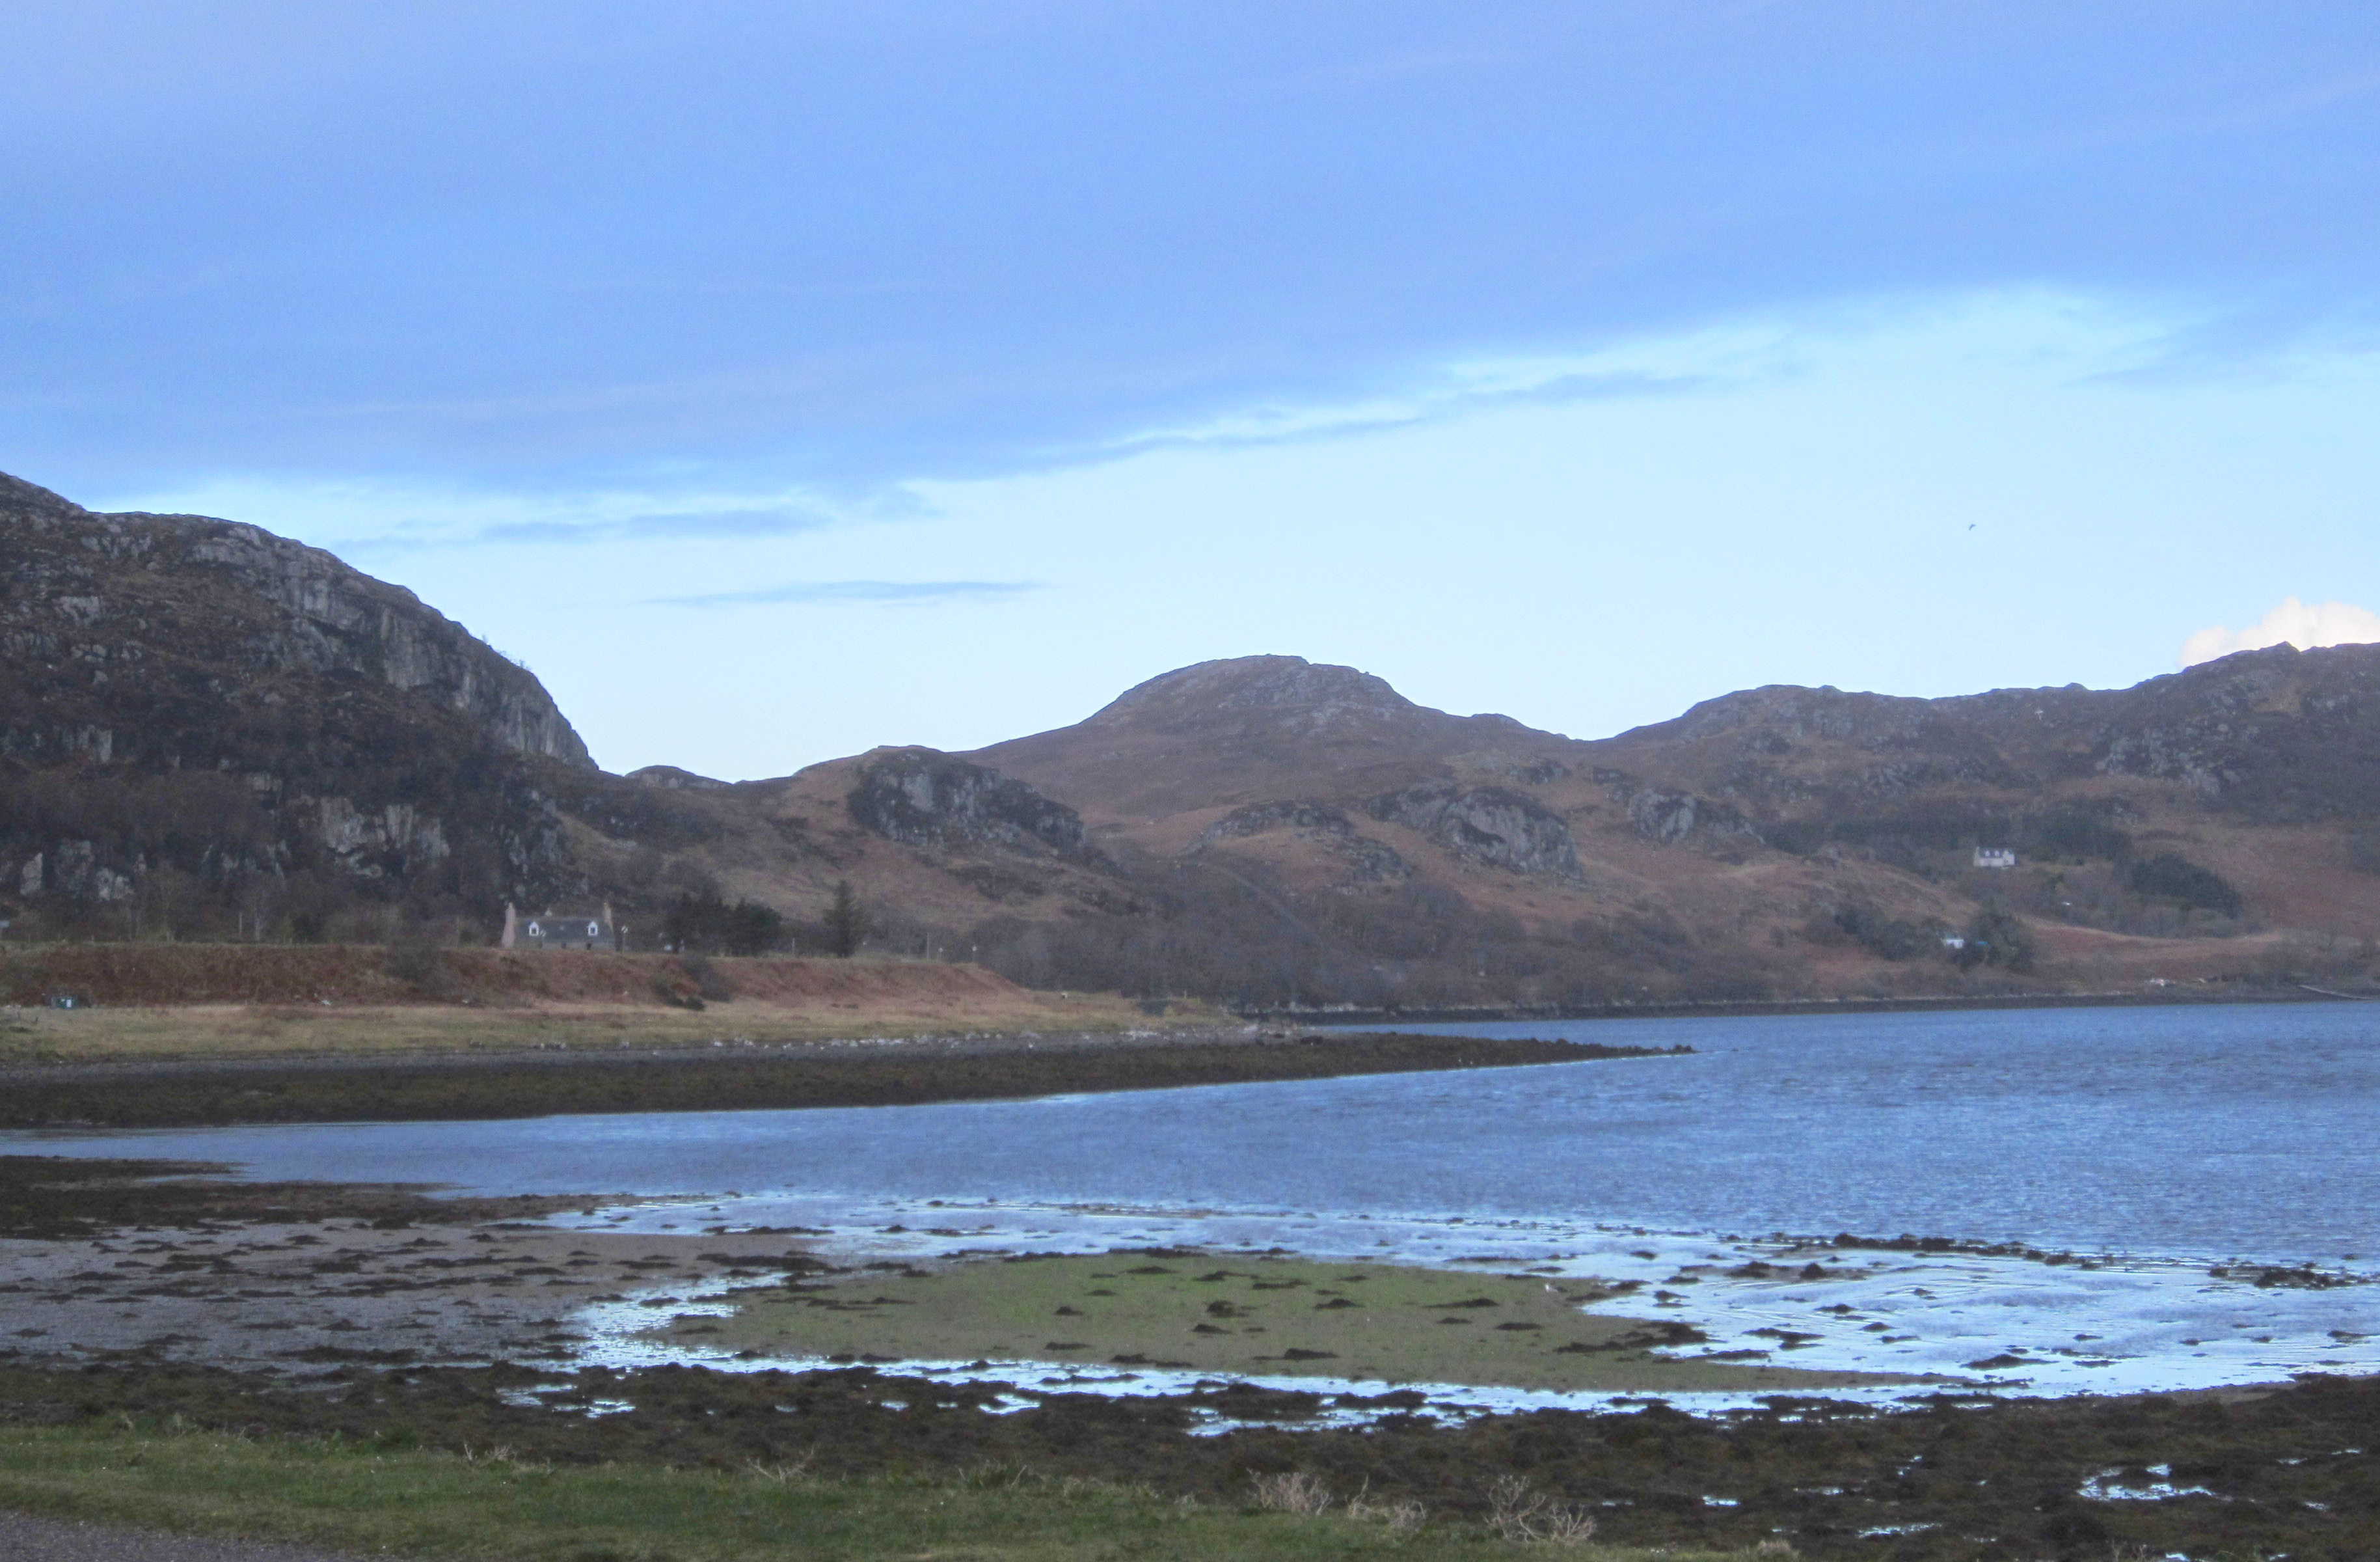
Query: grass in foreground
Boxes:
[
  {"xmin": 0, "ymin": 1419, "xmax": 1759, "ymax": 1562},
  {"xmin": 671, "ymin": 1253, "xmax": 1916, "ymax": 1395}
]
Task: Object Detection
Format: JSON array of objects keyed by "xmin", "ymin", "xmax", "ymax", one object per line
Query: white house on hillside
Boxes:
[
  {"xmin": 502, "ymin": 901, "xmax": 623, "ymax": 951},
  {"xmin": 1973, "ymin": 847, "xmax": 2018, "ymax": 870}
]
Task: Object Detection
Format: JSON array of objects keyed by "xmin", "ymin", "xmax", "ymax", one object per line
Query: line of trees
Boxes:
[
  {"xmin": 660, "ymin": 890, "xmax": 787, "ymax": 956},
  {"xmin": 655, "ymin": 881, "xmax": 871, "ymax": 959}
]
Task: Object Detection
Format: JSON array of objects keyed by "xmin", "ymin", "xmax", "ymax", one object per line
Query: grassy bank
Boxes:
[
  {"xmin": 0, "ymin": 994, "xmax": 1204, "ymax": 1064},
  {"xmin": 0, "ymin": 942, "xmax": 1213, "ymax": 1064},
  {"xmin": 0, "ymin": 1419, "xmax": 1743, "ymax": 1562},
  {"xmin": 0, "ymin": 1032, "xmax": 1661, "ymax": 1129}
]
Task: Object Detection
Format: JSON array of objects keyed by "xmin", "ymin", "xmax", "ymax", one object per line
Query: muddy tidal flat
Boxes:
[{"xmin": 1, "ymin": 1155, "xmax": 2377, "ymax": 1559}]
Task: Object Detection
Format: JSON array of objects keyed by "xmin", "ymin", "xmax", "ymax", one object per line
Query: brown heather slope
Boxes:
[
  {"xmin": 0, "ymin": 944, "xmax": 1207, "ymax": 1062},
  {"xmin": 947, "ymin": 651, "xmax": 2380, "ymax": 1005},
  {"xmin": 0, "ymin": 944, "xmax": 1030, "ymax": 1010}
]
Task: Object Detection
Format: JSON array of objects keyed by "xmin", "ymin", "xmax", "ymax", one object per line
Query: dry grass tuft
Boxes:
[
  {"xmin": 1249, "ymin": 1470, "xmax": 1335, "ymax": 1515},
  {"xmin": 1483, "ymin": 1474, "xmax": 1597, "ymax": 1544},
  {"xmin": 1346, "ymin": 1477, "xmax": 1428, "ymax": 1535},
  {"xmin": 743, "ymin": 1455, "xmax": 815, "ymax": 1485}
]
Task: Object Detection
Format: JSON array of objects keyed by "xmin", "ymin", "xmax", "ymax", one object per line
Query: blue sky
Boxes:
[{"xmin": 8, "ymin": 3, "xmax": 2380, "ymax": 777}]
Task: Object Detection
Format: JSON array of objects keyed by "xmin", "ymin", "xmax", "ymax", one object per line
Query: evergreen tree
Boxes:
[
  {"xmin": 663, "ymin": 889, "xmax": 785, "ymax": 955},
  {"xmin": 824, "ymin": 879, "xmax": 872, "ymax": 958}
]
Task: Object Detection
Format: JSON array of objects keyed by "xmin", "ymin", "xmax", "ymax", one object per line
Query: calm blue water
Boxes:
[{"xmin": 13, "ymin": 1002, "xmax": 2378, "ymax": 1266}]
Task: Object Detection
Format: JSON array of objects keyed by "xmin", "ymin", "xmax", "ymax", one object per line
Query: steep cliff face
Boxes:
[
  {"xmin": 0, "ymin": 473, "xmax": 589, "ymax": 769},
  {"xmin": 0, "ymin": 472, "xmax": 589, "ymax": 935}
]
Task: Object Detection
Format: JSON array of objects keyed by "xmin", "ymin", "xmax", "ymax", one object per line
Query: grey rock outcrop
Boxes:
[
  {"xmin": 630, "ymin": 765, "xmax": 731, "ymax": 791},
  {"xmin": 1366, "ymin": 783, "xmax": 1582, "ymax": 881},
  {"xmin": 1195, "ymin": 799, "xmax": 1413, "ymax": 882},
  {"xmin": 848, "ymin": 750, "xmax": 1090, "ymax": 857},
  {"xmin": 1198, "ymin": 800, "xmax": 1359, "ymax": 843},
  {"xmin": 0, "ymin": 471, "xmax": 586, "ymax": 917},
  {"xmin": 0, "ymin": 474, "xmax": 589, "ymax": 768}
]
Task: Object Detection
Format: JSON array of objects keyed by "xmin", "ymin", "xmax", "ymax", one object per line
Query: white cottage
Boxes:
[
  {"xmin": 502, "ymin": 901, "xmax": 623, "ymax": 951},
  {"xmin": 1973, "ymin": 847, "xmax": 2018, "ymax": 870}
]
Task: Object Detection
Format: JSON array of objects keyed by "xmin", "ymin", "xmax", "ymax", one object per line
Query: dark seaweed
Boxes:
[{"xmin": 1, "ymin": 1360, "xmax": 2372, "ymax": 1560}]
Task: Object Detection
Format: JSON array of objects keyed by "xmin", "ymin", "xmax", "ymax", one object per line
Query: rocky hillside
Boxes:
[
  {"xmin": 0, "ymin": 473, "xmax": 596, "ymax": 935},
  {"xmin": 6, "ymin": 468, "xmax": 2376, "ymax": 1005},
  {"xmin": 1, "ymin": 474, "xmax": 587, "ymax": 767},
  {"xmin": 1605, "ymin": 646, "xmax": 2380, "ymax": 828},
  {"xmin": 932, "ymin": 650, "xmax": 2380, "ymax": 1003}
]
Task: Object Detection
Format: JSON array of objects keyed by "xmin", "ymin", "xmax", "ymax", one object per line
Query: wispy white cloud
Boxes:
[
  {"xmin": 1092, "ymin": 352, "xmax": 1744, "ymax": 461},
  {"xmin": 2180, "ymin": 596, "xmax": 2380, "ymax": 666},
  {"xmin": 645, "ymin": 580, "xmax": 1042, "ymax": 609},
  {"xmin": 94, "ymin": 474, "xmax": 926, "ymax": 557},
  {"xmin": 473, "ymin": 506, "xmax": 833, "ymax": 546},
  {"xmin": 1083, "ymin": 289, "xmax": 2174, "ymax": 462}
]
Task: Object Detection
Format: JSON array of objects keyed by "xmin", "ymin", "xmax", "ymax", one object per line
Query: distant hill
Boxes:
[
  {"xmin": 6, "ymin": 469, "xmax": 2376, "ymax": 1004},
  {"xmin": 941, "ymin": 649, "xmax": 2380, "ymax": 1003}
]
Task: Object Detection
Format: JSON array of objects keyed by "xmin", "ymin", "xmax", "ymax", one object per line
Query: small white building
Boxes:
[
  {"xmin": 502, "ymin": 901, "xmax": 622, "ymax": 951},
  {"xmin": 1973, "ymin": 847, "xmax": 2018, "ymax": 870}
]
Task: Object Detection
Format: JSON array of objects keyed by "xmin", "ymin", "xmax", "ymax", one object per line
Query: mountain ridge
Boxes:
[{"xmin": 5, "ymin": 469, "xmax": 2375, "ymax": 1006}]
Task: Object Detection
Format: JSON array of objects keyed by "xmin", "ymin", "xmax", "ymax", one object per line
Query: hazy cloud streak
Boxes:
[
  {"xmin": 478, "ymin": 508, "xmax": 834, "ymax": 545},
  {"xmin": 646, "ymin": 580, "xmax": 1042, "ymax": 609}
]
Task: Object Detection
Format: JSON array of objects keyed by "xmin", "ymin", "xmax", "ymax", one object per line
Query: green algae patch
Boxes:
[{"xmin": 669, "ymin": 1253, "xmax": 1917, "ymax": 1394}]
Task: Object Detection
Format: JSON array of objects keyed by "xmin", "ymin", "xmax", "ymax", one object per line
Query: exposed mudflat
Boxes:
[
  {"xmin": 1, "ymin": 1155, "xmax": 2377, "ymax": 1557},
  {"xmin": 0, "ymin": 1212, "xmax": 820, "ymax": 1377}
]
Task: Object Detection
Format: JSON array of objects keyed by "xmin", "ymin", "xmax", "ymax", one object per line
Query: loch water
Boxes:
[
  {"xmin": 13, "ymin": 1000, "xmax": 2379, "ymax": 1402},
  {"xmin": 21, "ymin": 1000, "xmax": 2377, "ymax": 1263}
]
